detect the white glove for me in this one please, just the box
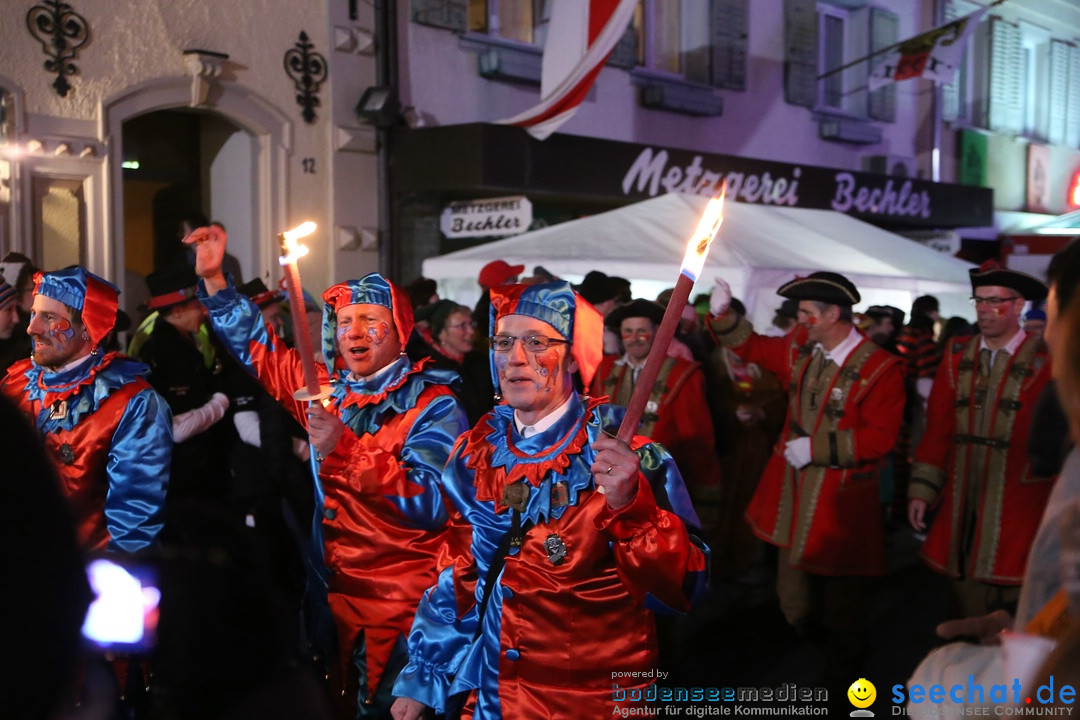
[783,436,812,469]
[233,409,262,447]
[710,277,732,316]
[172,392,229,443]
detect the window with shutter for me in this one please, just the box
[988,16,1023,134]
[1047,39,1072,146]
[1019,21,1051,140]
[1068,44,1080,148]
[868,8,897,122]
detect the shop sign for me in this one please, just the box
[621,148,932,220]
[440,195,532,238]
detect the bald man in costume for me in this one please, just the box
[391,281,708,720]
[187,225,468,719]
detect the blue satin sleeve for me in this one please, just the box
[392,564,478,712]
[390,393,469,529]
[198,278,308,422]
[393,446,485,711]
[105,387,172,553]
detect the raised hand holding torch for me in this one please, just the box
[616,185,726,444]
[592,187,726,507]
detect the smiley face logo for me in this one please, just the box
[847,678,876,711]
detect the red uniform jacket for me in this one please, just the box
[711,316,904,576]
[590,355,722,495]
[911,333,1052,584]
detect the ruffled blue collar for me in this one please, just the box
[23,353,150,433]
[332,356,459,434]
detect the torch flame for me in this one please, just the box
[279,221,317,265]
[680,183,726,282]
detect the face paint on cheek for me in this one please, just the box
[805,316,817,327]
[366,321,391,345]
[50,318,76,344]
[533,351,561,389]
[493,352,509,377]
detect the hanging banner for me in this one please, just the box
[440,195,533,239]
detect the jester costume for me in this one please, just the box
[197,273,468,712]
[1,268,171,553]
[393,282,708,719]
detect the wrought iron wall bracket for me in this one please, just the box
[26,0,90,98]
[284,31,327,124]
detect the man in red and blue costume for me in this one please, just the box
[1,267,172,554]
[186,225,468,719]
[391,281,708,720]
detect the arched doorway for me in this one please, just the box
[104,78,291,323]
[121,109,256,300]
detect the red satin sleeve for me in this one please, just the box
[594,473,706,613]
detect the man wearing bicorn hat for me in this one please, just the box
[707,271,904,687]
[908,262,1053,617]
[0,267,173,553]
[186,225,468,718]
[392,281,708,720]
[590,298,723,527]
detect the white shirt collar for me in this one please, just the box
[818,326,862,366]
[514,395,574,438]
[346,356,399,383]
[980,328,1026,356]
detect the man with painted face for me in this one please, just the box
[0,267,172,553]
[390,281,708,720]
[908,262,1052,618]
[185,225,468,719]
[705,271,904,692]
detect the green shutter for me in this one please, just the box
[784,0,818,107]
[411,0,467,32]
[712,0,748,90]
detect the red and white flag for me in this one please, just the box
[497,0,638,140]
[867,7,988,91]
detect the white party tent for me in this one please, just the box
[422,193,977,328]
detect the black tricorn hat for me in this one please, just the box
[777,271,860,306]
[775,298,799,320]
[142,264,199,311]
[969,262,1048,301]
[573,271,619,306]
[865,304,904,325]
[605,298,665,329]
[238,278,281,308]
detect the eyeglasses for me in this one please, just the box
[447,320,477,332]
[970,295,1020,308]
[490,334,569,353]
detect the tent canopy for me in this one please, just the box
[423,193,977,327]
